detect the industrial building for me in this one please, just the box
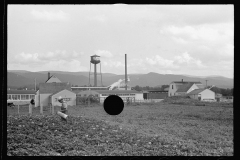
[7,90,36,105]
[143,90,168,99]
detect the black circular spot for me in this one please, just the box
[103,95,124,115]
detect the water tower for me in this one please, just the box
[89,54,103,87]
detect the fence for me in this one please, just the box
[7,98,165,116]
[7,103,52,116]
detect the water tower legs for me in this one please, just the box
[94,64,97,87]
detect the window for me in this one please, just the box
[8,95,11,100]
[30,95,35,99]
[17,95,20,100]
[12,95,18,100]
[21,95,26,100]
[26,95,29,99]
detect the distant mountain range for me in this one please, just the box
[7,70,233,89]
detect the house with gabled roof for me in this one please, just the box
[35,72,73,107]
[168,79,205,97]
[45,72,61,83]
[188,88,215,101]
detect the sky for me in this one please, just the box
[7,4,234,78]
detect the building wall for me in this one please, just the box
[189,94,199,100]
[78,90,99,97]
[199,89,215,100]
[51,90,76,106]
[147,93,168,99]
[39,94,52,107]
[135,93,144,100]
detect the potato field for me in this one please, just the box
[7,98,233,156]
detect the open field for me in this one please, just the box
[7,100,233,156]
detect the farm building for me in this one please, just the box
[49,89,76,106]
[35,82,73,107]
[35,72,74,107]
[187,88,215,101]
[168,79,205,97]
[7,90,36,105]
[45,73,61,83]
[143,90,168,99]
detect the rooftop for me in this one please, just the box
[171,81,202,84]
[89,90,141,94]
[176,83,195,92]
[7,90,36,94]
[188,89,206,95]
[50,89,76,96]
[39,82,72,94]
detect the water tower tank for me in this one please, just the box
[90,55,100,64]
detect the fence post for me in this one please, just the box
[51,103,54,115]
[18,105,19,115]
[29,103,32,115]
[40,104,43,114]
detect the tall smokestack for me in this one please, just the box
[125,54,127,90]
[48,72,50,80]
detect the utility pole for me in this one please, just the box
[125,54,127,90]
[35,78,36,91]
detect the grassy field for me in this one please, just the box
[7,100,233,156]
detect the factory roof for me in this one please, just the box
[7,90,36,94]
[90,90,141,94]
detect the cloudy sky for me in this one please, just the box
[7,4,234,78]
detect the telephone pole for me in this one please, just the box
[35,78,36,91]
[205,80,208,88]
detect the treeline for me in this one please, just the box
[131,85,169,91]
[210,87,233,96]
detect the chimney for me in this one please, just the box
[48,72,50,79]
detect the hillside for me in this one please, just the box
[7,70,233,89]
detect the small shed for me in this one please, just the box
[50,89,76,106]
[188,89,215,101]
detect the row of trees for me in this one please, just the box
[132,85,169,91]
[210,87,233,96]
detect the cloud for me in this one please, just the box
[95,50,113,58]
[146,55,178,69]
[8,59,88,72]
[173,52,206,68]
[31,10,68,21]
[8,50,84,64]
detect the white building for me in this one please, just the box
[168,80,205,97]
[188,88,215,101]
[77,90,144,103]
